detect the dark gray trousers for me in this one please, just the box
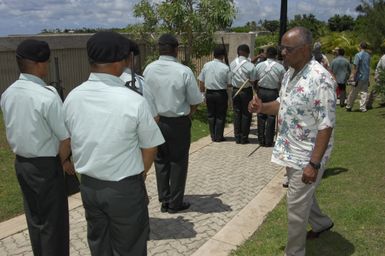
[15,155,69,256]
[206,89,228,141]
[155,116,191,209]
[257,87,279,146]
[80,174,149,256]
[232,87,253,142]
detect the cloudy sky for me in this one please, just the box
[0,0,362,36]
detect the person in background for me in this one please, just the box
[366,51,385,108]
[230,44,257,144]
[198,47,231,142]
[254,46,285,147]
[143,33,203,214]
[249,27,336,256]
[346,41,371,112]
[330,47,351,107]
[1,39,72,256]
[120,39,159,121]
[64,31,164,255]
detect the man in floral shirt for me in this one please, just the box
[249,27,336,256]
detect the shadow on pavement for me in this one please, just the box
[184,193,232,214]
[306,231,355,255]
[150,216,197,240]
[323,167,348,179]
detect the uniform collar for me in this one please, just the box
[19,73,46,87]
[89,72,125,87]
[213,58,223,63]
[123,68,133,74]
[159,55,178,62]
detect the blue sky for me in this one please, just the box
[0,0,362,36]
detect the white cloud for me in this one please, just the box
[0,0,363,36]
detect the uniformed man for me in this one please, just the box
[143,33,203,214]
[64,31,164,256]
[230,44,257,144]
[254,46,286,147]
[198,47,231,142]
[120,39,158,120]
[1,39,72,255]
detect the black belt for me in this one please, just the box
[16,154,58,161]
[258,87,279,91]
[206,89,227,92]
[81,172,143,183]
[159,115,189,120]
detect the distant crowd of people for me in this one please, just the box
[1,26,384,256]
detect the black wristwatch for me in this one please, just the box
[309,161,321,170]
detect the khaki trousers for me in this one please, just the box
[346,80,369,111]
[284,167,333,256]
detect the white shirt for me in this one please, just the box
[272,60,336,170]
[198,59,231,90]
[64,73,165,181]
[143,55,203,117]
[1,73,69,157]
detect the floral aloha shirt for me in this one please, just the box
[272,60,337,170]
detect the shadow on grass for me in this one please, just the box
[323,167,348,179]
[306,231,355,255]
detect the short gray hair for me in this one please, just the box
[293,26,313,46]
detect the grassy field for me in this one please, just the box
[0,105,213,222]
[231,104,385,255]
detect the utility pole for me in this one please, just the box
[279,0,288,44]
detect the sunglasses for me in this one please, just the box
[278,44,304,53]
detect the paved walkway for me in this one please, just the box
[0,124,286,256]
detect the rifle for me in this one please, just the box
[221,37,229,67]
[52,57,80,197]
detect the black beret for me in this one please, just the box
[158,33,179,47]
[87,31,130,63]
[124,39,140,56]
[16,39,50,62]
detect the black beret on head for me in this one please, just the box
[16,39,50,62]
[87,31,130,63]
[158,33,179,47]
[126,39,140,56]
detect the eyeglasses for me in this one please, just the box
[279,44,304,53]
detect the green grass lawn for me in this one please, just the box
[231,104,385,255]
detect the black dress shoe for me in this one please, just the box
[167,202,191,214]
[241,139,249,144]
[160,203,168,213]
[307,222,334,240]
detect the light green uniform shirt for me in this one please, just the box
[1,73,69,157]
[255,58,286,90]
[230,56,257,88]
[143,55,203,117]
[198,59,231,90]
[64,73,164,181]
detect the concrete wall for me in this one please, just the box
[0,32,255,97]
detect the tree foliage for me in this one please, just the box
[259,20,280,33]
[132,0,236,68]
[288,14,327,39]
[355,0,385,53]
[328,14,355,32]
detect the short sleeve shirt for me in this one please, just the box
[230,56,257,88]
[255,59,286,90]
[1,73,69,157]
[353,50,371,81]
[143,55,203,117]
[272,60,337,170]
[330,56,351,84]
[64,73,165,181]
[198,59,230,90]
